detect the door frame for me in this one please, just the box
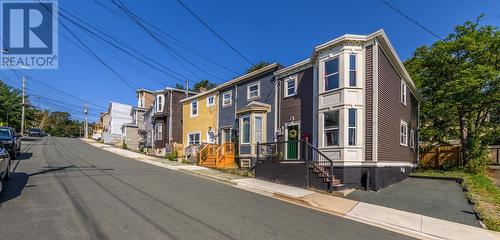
[284,121,300,160]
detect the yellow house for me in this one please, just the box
[181,89,236,168]
[181,89,219,150]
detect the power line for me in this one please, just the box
[175,0,254,65]
[110,0,227,82]
[94,0,240,76]
[379,0,443,40]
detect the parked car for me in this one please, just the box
[0,127,21,160]
[0,146,11,196]
[27,128,46,137]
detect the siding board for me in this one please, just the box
[365,45,373,161]
[377,46,418,163]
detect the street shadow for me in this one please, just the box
[29,166,74,177]
[0,172,29,204]
[16,152,33,161]
[21,137,41,142]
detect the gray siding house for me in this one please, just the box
[217,64,282,166]
[264,30,421,190]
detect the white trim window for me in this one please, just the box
[206,95,215,107]
[156,123,163,141]
[348,109,357,146]
[324,110,339,146]
[409,129,415,149]
[324,57,339,91]
[349,54,357,87]
[401,80,407,105]
[247,82,260,100]
[400,120,408,146]
[190,100,198,117]
[188,132,201,145]
[157,95,164,112]
[284,75,298,97]
[206,131,215,143]
[240,115,250,144]
[254,115,263,144]
[222,91,232,107]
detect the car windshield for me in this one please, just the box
[0,128,11,138]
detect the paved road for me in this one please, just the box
[0,137,416,240]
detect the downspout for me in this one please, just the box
[274,77,279,142]
[169,90,173,144]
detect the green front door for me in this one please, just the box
[287,125,299,159]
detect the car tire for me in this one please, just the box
[4,159,10,181]
[0,174,4,197]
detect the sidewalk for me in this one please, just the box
[81,139,500,240]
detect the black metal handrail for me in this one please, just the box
[256,140,335,192]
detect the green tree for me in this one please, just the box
[192,80,217,92]
[246,61,270,74]
[404,16,499,169]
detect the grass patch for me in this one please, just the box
[412,169,500,231]
[217,168,254,177]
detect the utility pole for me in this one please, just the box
[84,104,88,138]
[21,75,26,135]
[185,79,189,98]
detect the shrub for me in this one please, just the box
[122,141,128,150]
[465,135,489,174]
[166,150,178,161]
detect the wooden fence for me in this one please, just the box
[420,145,500,168]
[419,145,463,169]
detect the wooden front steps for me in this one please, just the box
[199,143,236,169]
[310,165,345,191]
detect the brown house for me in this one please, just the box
[148,87,196,156]
[265,30,422,191]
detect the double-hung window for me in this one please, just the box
[156,123,163,140]
[254,116,263,144]
[409,129,415,149]
[348,109,357,145]
[206,95,215,107]
[324,57,339,91]
[401,80,407,105]
[157,95,163,112]
[191,100,198,117]
[241,116,250,144]
[188,133,200,145]
[247,83,260,100]
[400,120,408,146]
[222,91,232,107]
[349,54,357,86]
[284,76,297,97]
[324,110,339,146]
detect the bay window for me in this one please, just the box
[241,116,250,144]
[348,109,356,145]
[324,110,339,146]
[254,116,263,143]
[324,57,339,91]
[349,54,356,86]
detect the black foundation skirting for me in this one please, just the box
[255,160,414,191]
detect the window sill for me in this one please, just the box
[283,93,297,99]
[247,96,260,101]
[222,104,232,108]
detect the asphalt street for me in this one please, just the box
[0,137,416,240]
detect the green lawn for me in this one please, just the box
[412,169,500,231]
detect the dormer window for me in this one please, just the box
[324,57,339,91]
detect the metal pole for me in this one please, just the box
[84,105,88,138]
[21,76,26,135]
[185,80,189,98]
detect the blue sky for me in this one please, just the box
[2,0,499,121]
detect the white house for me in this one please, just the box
[103,102,133,145]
